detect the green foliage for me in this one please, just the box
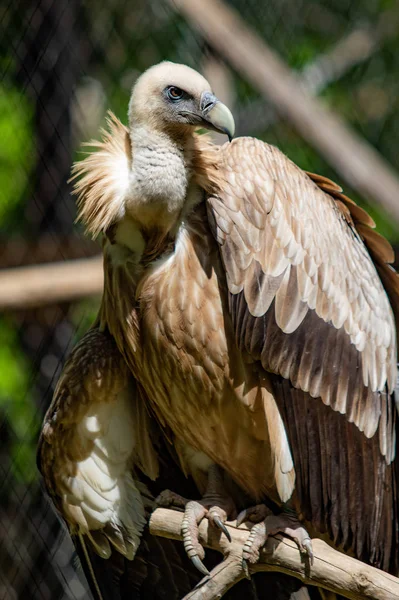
[70,297,101,341]
[0,58,36,483]
[0,81,34,231]
[0,319,40,483]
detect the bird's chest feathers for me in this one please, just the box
[137,221,228,398]
[126,131,192,229]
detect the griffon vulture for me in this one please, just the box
[39,61,399,594]
[38,328,315,599]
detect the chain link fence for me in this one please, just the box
[1,0,399,598]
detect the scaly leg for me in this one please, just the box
[237,504,313,570]
[156,464,236,575]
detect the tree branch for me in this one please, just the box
[236,11,397,136]
[301,6,399,96]
[0,255,103,310]
[169,0,399,224]
[149,508,399,600]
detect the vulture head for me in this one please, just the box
[128,61,235,141]
[73,61,235,239]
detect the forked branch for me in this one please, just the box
[149,507,399,600]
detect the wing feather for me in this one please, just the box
[208,137,397,456]
[37,329,158,561]
[206,136,398,571]
[273,376,397,572]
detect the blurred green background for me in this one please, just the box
[1,0,399,598]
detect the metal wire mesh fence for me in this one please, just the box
[1,0,399,598]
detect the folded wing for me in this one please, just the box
[38,328,158,562]
[207,137,398,571]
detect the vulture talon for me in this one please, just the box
[191,555,210,577]
[236,509,247,528]
[242,558,251,580]
[161,466,236,573]
[240,507,313,568]
[155,489,187,509]
[237,504,270,527]
[302,538,314,565]
[213,515,231,542]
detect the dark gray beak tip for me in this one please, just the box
[200,91,235,141]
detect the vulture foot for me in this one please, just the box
[156,488,188,509]
[156,465,236,576]
[237,505,314,568]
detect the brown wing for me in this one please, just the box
[38,330,317,600]
[37,328,158,561]
[207,137,398,570]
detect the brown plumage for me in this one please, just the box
[38,328,315,600]
[39,61,399,596]
[37,328,159,561]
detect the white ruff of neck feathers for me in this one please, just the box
[71,112,130,239]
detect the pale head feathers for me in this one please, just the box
[128,61,211,133]
[71,62,232,239]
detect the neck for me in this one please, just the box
[126,122,195,232]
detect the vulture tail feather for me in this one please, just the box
[75,533,105,600]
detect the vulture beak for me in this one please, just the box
[200,92,235,141]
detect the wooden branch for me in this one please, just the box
[302,7,399,96]
[0,255,103,310]
[0,235,98,269]
[169,0,399,224]
[236,15,390,135]
[301,27,377,95]
[149,508,399,600]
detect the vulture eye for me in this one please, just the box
[167,86,184,101]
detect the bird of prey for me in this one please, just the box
[38,328,316,600]
[39,60,399,595]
